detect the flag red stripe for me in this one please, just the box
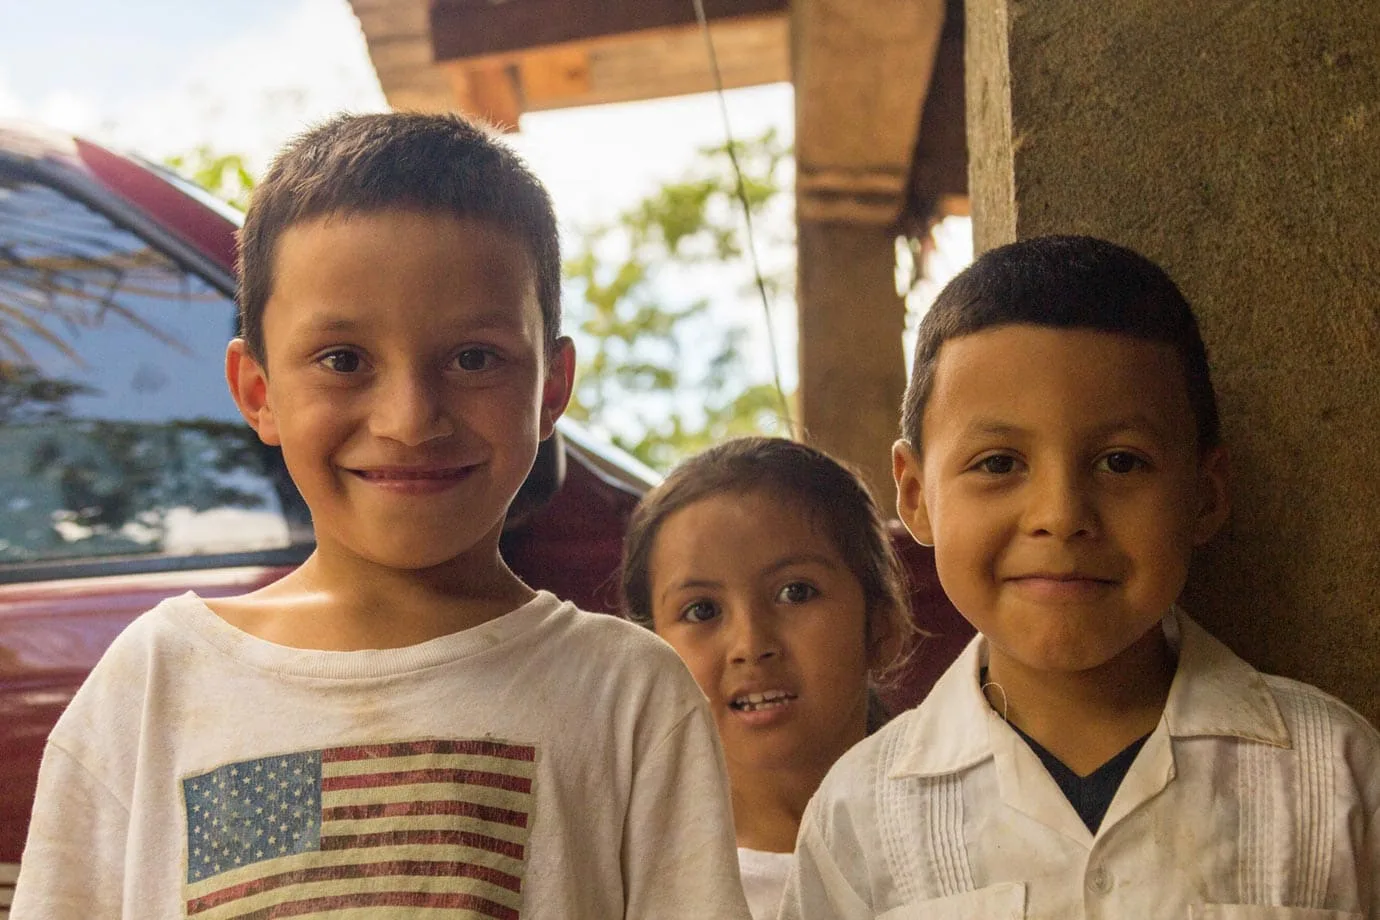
[323,799,528,828]
[186,860,522,914]
[228,890,517,920]
[324,740,535,763]
[321,829,524,859]
[322,768,530,794]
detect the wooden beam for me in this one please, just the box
[444,62,524,130]
[794,0,946,225]
[519,18,788,111]
[429,0,786,62]
[437,17,788,122]
[901,0,968,235]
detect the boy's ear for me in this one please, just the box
[892,439,934,547]
[540,336,577,440]
[225,338,280,446]
[1191,444,1231,545]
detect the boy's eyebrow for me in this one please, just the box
[294,309,532,336]
[960,419,1028,439]
[959,414,1172,441]
[1083,413,1174,442]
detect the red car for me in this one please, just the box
[0,122,967,911]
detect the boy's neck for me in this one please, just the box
[985,625,1176,777]
[214,537,535,651]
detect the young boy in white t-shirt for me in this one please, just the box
[12,112,750,920]
[781,235,1379,918]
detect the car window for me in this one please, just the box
[0,172,309,568]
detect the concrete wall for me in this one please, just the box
[966,0,1380,723]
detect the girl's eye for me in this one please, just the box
[455,349,496,372]
[319,350,361,373]
[679,600,718,625]
[1097,451,1147,474]
[776,582,818,605]
[974,453,1020,475]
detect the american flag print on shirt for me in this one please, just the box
[181,739,537,919]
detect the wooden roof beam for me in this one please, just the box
[428,0,787,61]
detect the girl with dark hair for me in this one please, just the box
[622,437,914,920]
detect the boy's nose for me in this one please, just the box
[1024,467,1099,539]
[728,608,781,665]
[370,372,454,446]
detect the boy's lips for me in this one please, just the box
[1006,571,1117,600]
[347,465,479,492]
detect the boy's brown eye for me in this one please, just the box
[322,351,360,373]
[1100,452,1144,474]
[977,454,1017,474]
[457,349,492,371]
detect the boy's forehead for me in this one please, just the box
[279,207,535,261]
[925,325,1196,439]
[263,210,542,335]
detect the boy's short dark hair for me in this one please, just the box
[237,111,561,362]
[900,234,1220,450]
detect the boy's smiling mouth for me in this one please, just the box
[354,466,472,479]
[1006,572,1118,600]
[348,465,479,492]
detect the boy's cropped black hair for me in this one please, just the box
[237,111,561,363]
[901,234,1220,450]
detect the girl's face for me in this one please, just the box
[649,490,872,779]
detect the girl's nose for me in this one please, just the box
[728,607,781,665]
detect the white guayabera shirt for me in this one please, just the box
[780,611,1380,920]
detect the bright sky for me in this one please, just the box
[0,0,792,227]
[0,0,970,415]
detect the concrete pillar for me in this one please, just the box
[966,0,1380,722]
[793,0,945,509]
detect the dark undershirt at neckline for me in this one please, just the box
[981,668,1150,833]
[1009,722,1150,834]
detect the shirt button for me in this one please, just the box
[1087,865,1112,894]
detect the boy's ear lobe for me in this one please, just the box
[892,439,935,547]
[540,336,577,440]
[225,338,280,446]
[1192,444,1231,545]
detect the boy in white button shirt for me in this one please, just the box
[780,235,1379,919]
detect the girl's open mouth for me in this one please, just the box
[729,690,797,713]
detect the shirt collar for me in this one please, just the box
[1159,608,1290,746]
[888,608,1290,780]
[888,634,1001,778]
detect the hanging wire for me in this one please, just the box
[690,0,796,436]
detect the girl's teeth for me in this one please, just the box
[733,692,793,711]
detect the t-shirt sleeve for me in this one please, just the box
[777,793,873,920]
[10,741,129,920]
[621,701,752,919]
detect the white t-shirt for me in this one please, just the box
[780,610,1380,919]
[738,847,794,920]
[13,591,751,920]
